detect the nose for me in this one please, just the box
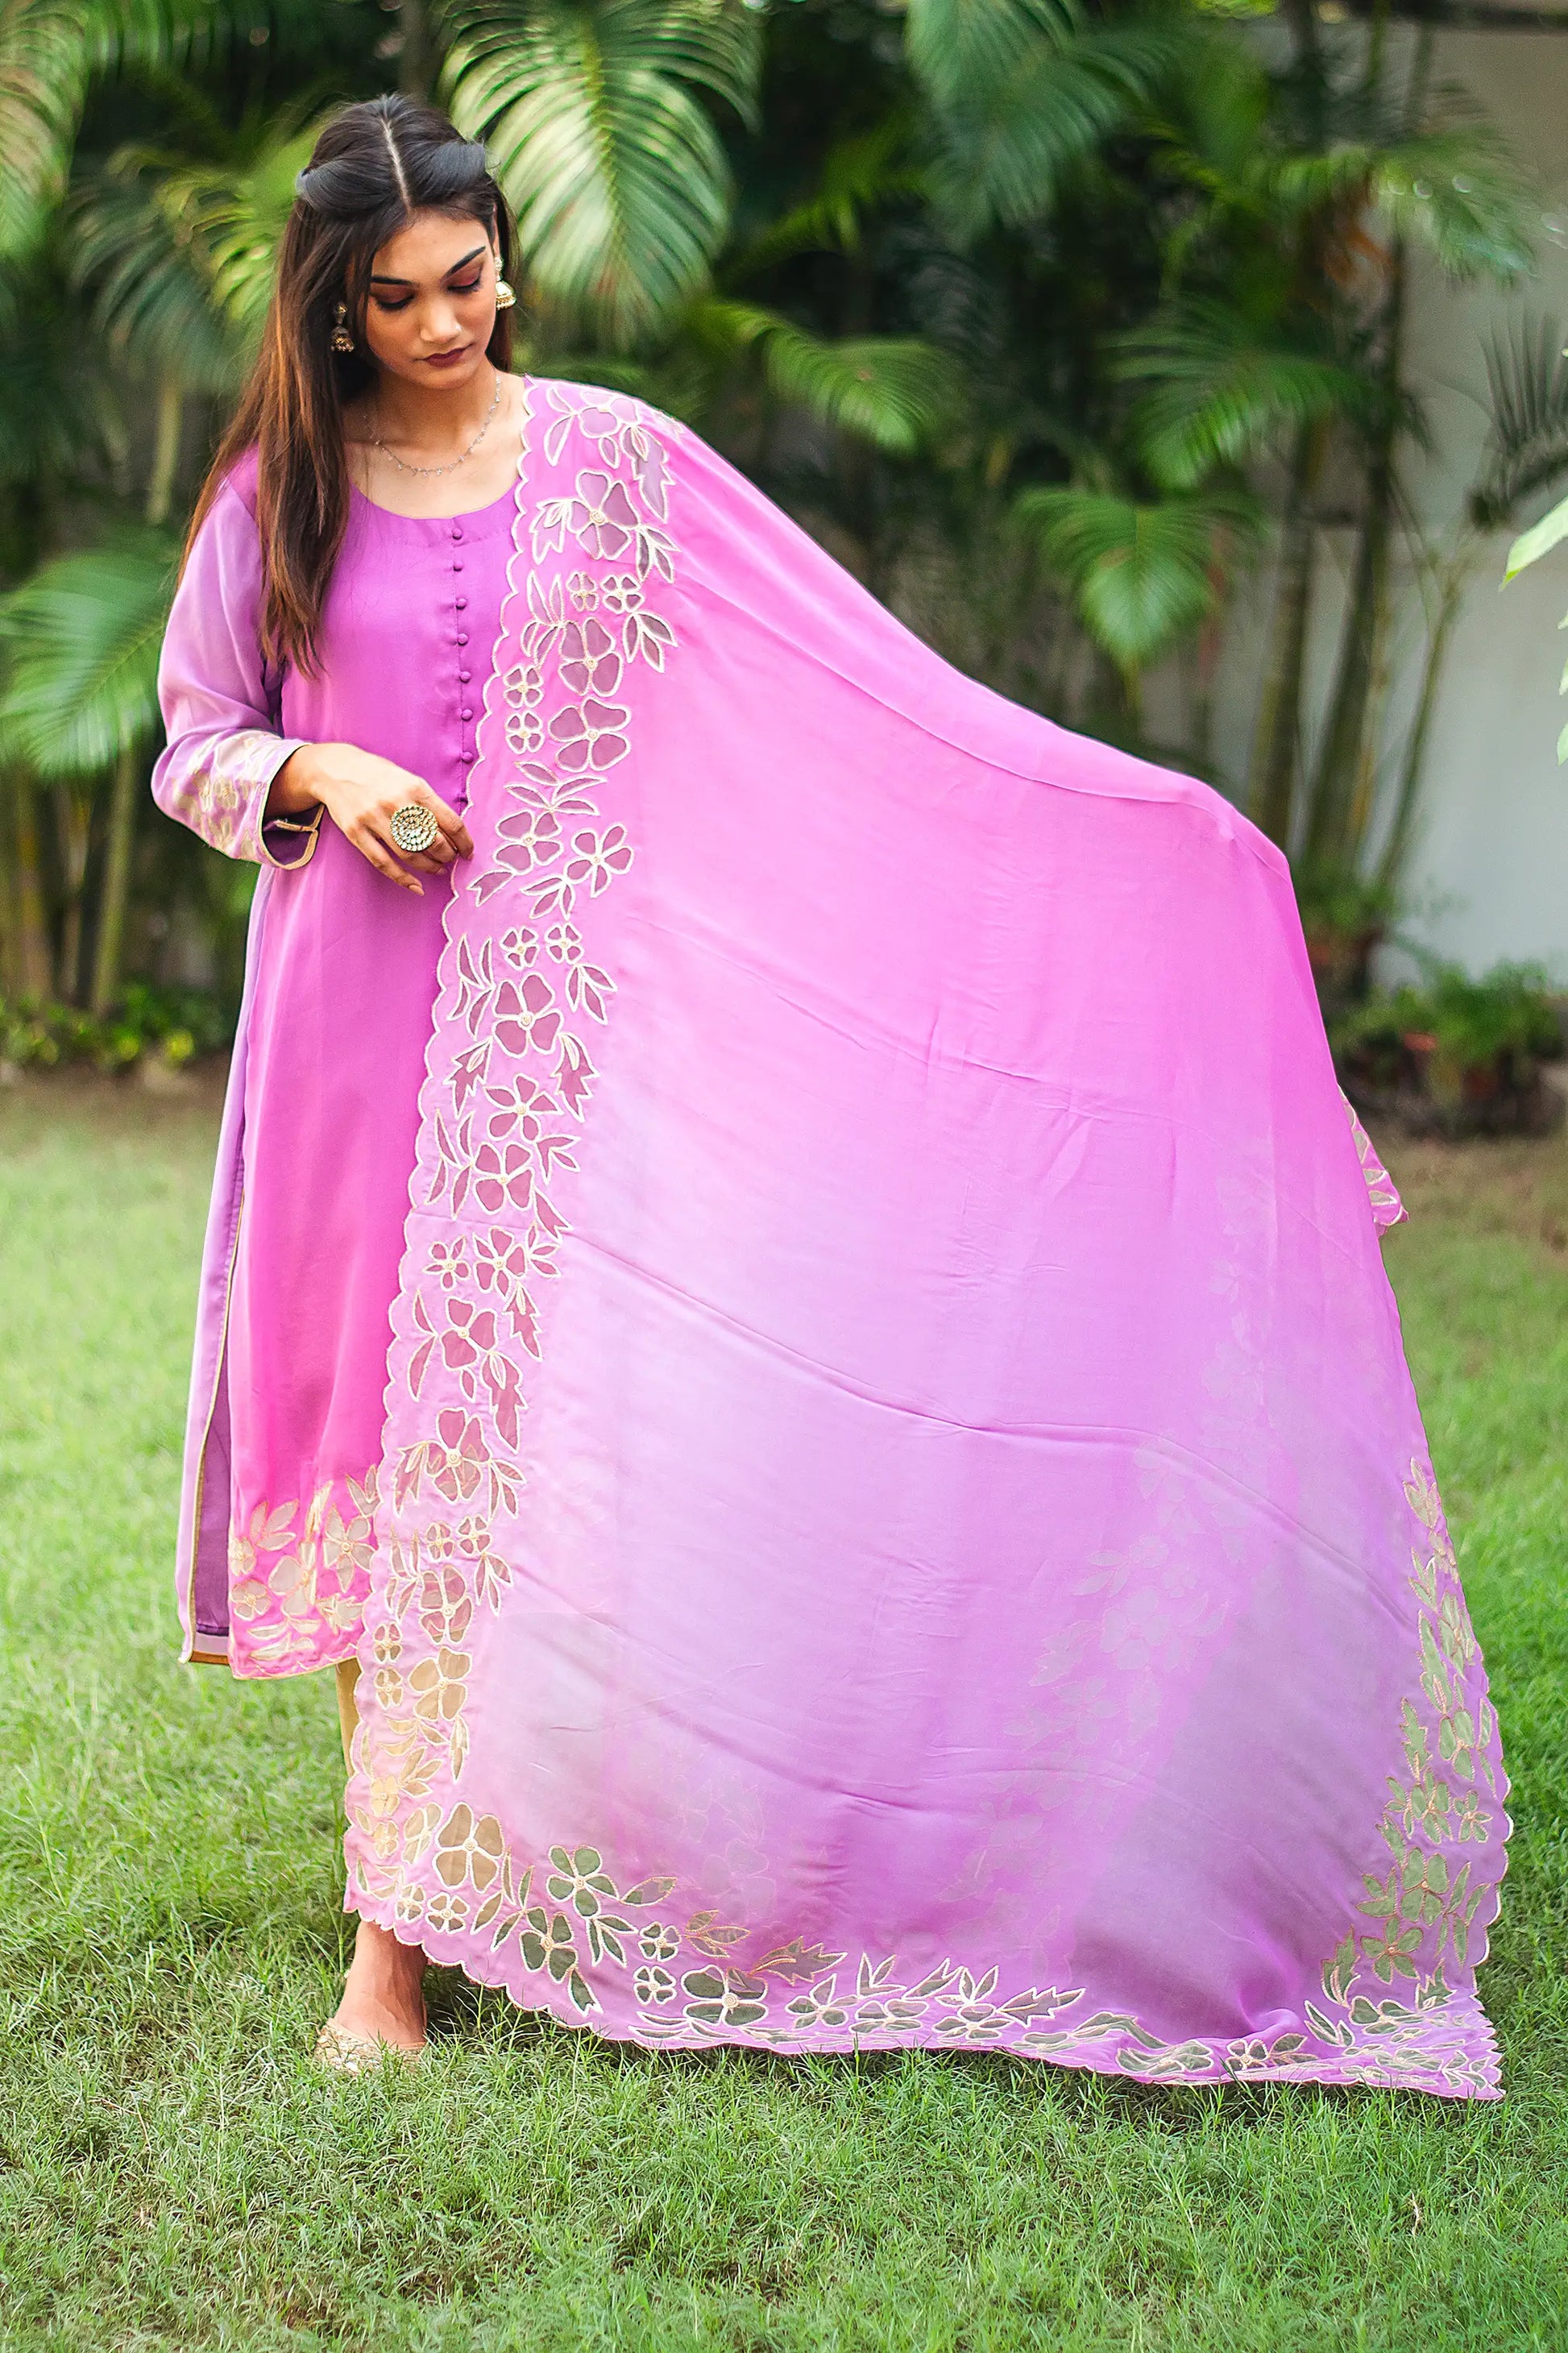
[422,294,464,344]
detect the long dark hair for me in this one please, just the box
[189,93,516,677]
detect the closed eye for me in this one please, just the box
[372,276,485,313]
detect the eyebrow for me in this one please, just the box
[370,244,486,286]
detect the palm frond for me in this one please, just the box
[692,301,964,454]
[151,124,322,353]
[925,19,1185,239]
[0,243,120,489]
[727,123,919,279]
[442,0,761,347]
[0,0,221,260]
[0,525,176,774]
[70,156,239,392]
[903,0,1081,115]
[1472,317,1568,529]
[1014,483,1253,674]
[1118,302,1372,489]
[1371,118,1535,284]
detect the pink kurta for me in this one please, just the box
[155,381,1505,2099]
[154,454,516,1669]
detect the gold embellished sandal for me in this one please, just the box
[313,2019,425,2074]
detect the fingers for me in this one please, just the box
[416,785,474,861]
[351,824,425,895]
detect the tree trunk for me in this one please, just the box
[10,773,53,998]
[54,784,90,1003]
[1248,421,1321,849]
[398,0,432,99]
[1303,244,1406,872]
[144,376,184,529]
[90,745,140,1019]
[1376,558,1466,894]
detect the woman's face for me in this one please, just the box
[359,210,501,390]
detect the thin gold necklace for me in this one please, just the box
[369,371,502,479]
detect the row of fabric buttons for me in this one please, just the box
[452,520,475,768]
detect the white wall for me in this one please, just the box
[1217,24,1568,978]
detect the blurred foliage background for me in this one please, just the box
[0,0,1565,1059]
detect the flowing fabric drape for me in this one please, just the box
[165,382,1508,2098]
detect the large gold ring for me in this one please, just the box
[389,802,440,855]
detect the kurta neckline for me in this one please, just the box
[349,478,518,530]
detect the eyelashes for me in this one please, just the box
[372,275,485,314]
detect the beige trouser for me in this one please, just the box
[335,1658,360,1770]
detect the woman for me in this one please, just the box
[156,94,1508,2094]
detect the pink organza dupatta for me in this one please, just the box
[343,380,1506,2098]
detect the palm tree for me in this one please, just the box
[0,0,1545,1019]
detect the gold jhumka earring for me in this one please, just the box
[494,277,516,311]
[330,301,355,354]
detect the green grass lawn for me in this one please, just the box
[2,1081,1567,2353]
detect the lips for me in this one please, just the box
[423,347,472,368]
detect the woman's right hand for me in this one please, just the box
[268,741,473,895]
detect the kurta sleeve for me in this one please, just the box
[150,478,318,869]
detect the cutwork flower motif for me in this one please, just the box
[434,1804,508,1892]
[501,927,541,969]
[414,1413,485,1508]
[473,1139,534,1215]
[1400,1774,1450,1840]
[371,1622,403,1666]
[637,1922,679,1961]
[409,1645,471,1725]
[566,470,639,559]
[373,1666,404,1712]
[483,1080,577,1173]
[549,698,630,774]
[425,1890,470,1936]
[417,1566,474,1648]
[519,1911,578,1981]
[495,809,563,872]
[564,824,633,896]
[560,619,622,699]
[545,923,583,965]
[471,1229,534,1299]
[445,1298,507,1387]
[932,2001,1008,2040]
[1453,1790,1488,1841]
[786,1984,850,2030]
[394,1883,425,1925]
[505,708,545,757]
[599,571,644,615]
[502,661,544,712]
[428,1239,469,1293]
[567,571,598,610]
[545,1845,618,1919]
[634,1966,676,2006]
[494,974,562,1059]
[681,1968,768,2029]
[230,1578,272,1622]
[323,1503,374,1586]
[268,1548,318,1621]
[229,1499,297,1579]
